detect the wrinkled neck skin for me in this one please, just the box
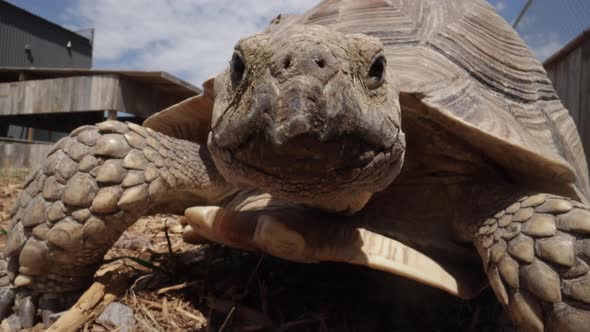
[358,107,527,260]
[208,25,406,213]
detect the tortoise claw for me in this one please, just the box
[184,206,310,259]
[252,215,310,262]
[0,287,15,321]
[17,294,36,328]
[3,314,21,331]
[184,206,258,251]
[0,253,77,329]
[39,294,63,327]
[0,283,76,329]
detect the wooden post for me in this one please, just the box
[26,128,34,141]
[107,110,117,121]
[18,71,28,81]
[19,72,33,141]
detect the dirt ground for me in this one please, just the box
[0,174,516,331]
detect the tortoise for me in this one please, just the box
[2,0,590,330]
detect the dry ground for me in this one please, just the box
[0,173,515,331]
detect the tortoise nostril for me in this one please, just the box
[315,58,325,68]
[283,57,292,69]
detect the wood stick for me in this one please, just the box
[46,270,132,331]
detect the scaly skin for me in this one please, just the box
[0,120,234,328]
[179,191,590,332]
[4,8,590,331]
[179,185,590,331]
[475,194,590,331]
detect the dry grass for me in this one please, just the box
[0,167,30,182]
[0,176,515,331]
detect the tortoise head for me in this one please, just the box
[209,24,405,212]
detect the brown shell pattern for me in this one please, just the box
[295,0,590,202]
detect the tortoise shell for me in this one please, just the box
[289,0,590,202]
[139,0,590,302]
[147,0,589,202]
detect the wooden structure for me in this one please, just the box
[544,29,590,167]
[0,67,200,169]
[0,138,52,169]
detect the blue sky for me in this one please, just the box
[6,0,582,86]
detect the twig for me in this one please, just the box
[103,256,166,273]
[175,306,205,322]
[139,299,164,310]
[129,274,154,294]
[469,305,481,331]
[156,281,200,295]
[218,306,236,332]
[246,254,264,288]
[162,297,169,318]
[164,218,175,257]
[135,313,160,332]
[132,290,161,331]
[47,270,131,331]
[277,318,323,332]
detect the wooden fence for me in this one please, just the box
[544,29,590,168]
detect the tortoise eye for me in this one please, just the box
[231,52,245,87]
[367,55,386,89]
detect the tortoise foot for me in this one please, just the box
[2,120,216,328]
[0,276,80,330]
[475,193,590,331]
[0,122,140,328]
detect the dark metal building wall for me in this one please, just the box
[0,1,92,68]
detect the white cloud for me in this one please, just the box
[65,0,319,86]
[494,1,506,12]
[522,32,564,61]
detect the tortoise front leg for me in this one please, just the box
[474,193,590,331]
[0,121,234,328]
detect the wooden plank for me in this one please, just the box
[0,75,120,116]
[544,36,589,170]
[578,37,590,168]
[115,77,189,118]
[0,139,53,169]
[0,75,191,119]
[553,55,569,106]
[566,47,582,126]
[0,67,201,95]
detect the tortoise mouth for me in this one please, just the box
[208,130,405,199]
[234,133,383,178]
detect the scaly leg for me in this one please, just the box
[0,121,234,328]
[474,193,590,331]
